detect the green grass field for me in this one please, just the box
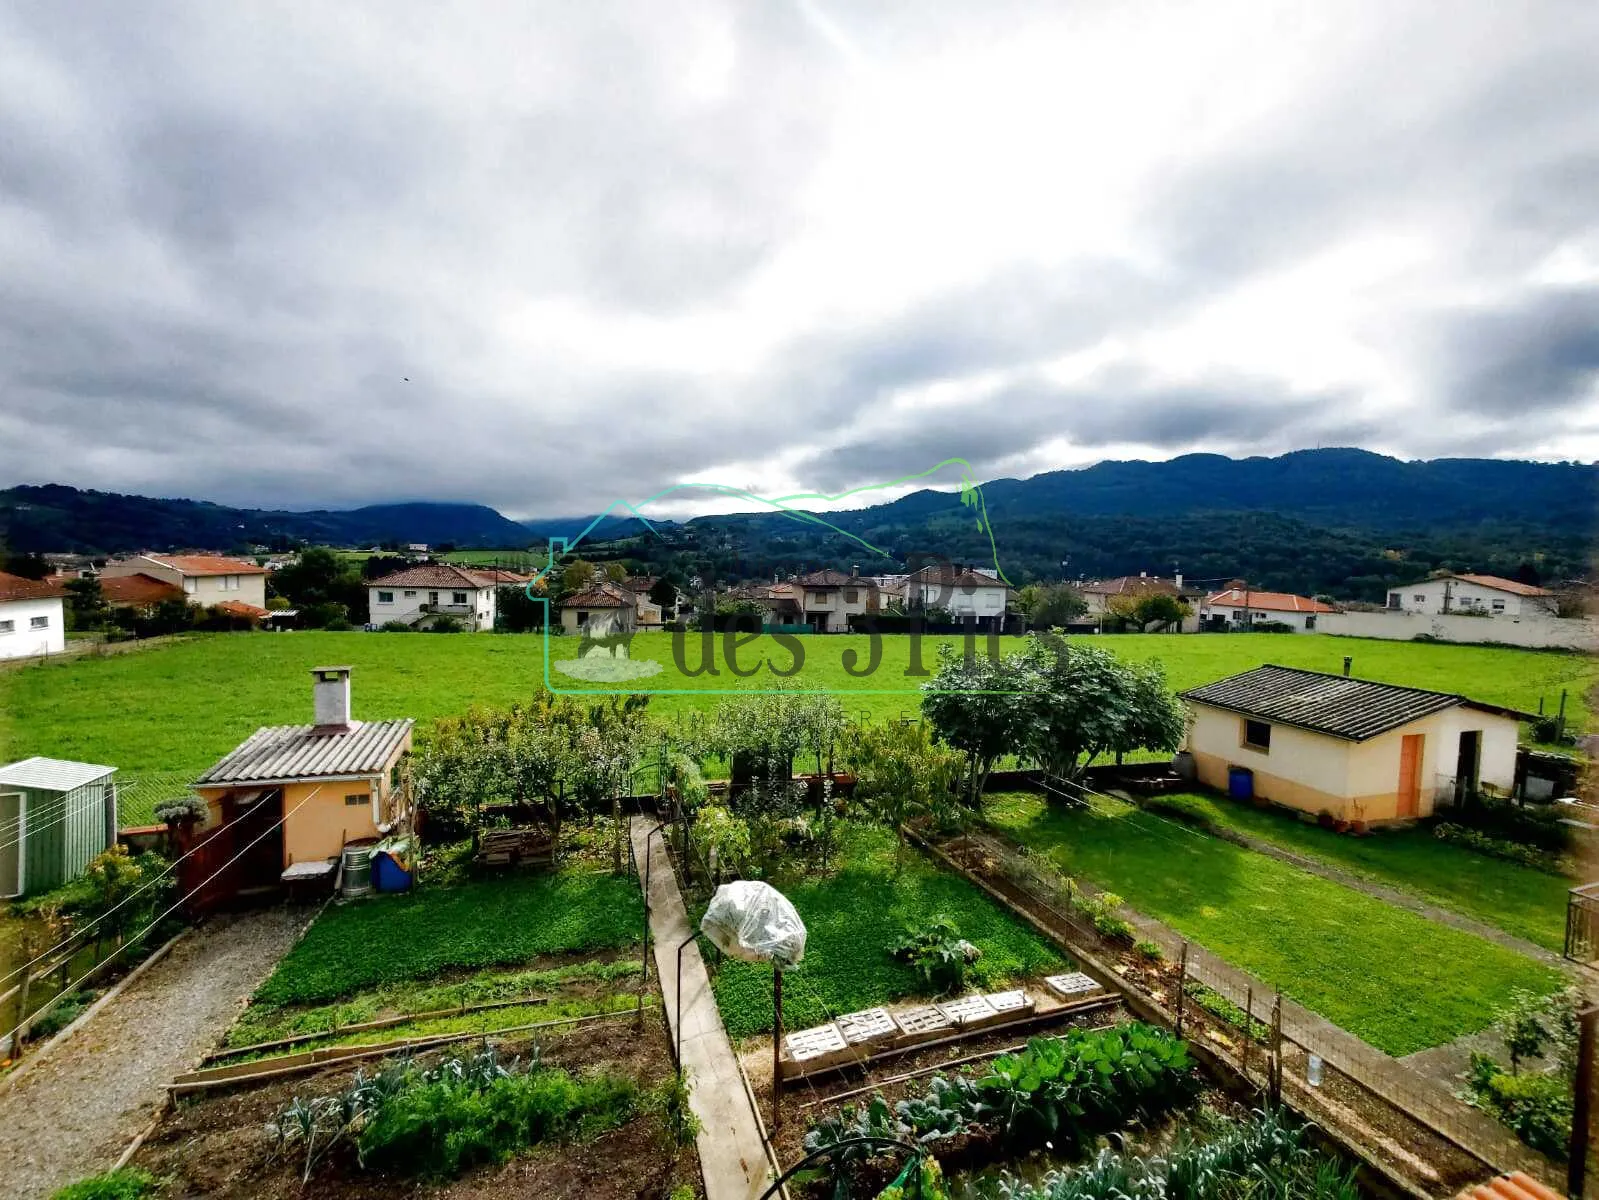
[1,631,1591,823]
[985,791,1564,1055]
[709,821,1066,1039]
[441,548,543,568]
[1144,791,1572,952]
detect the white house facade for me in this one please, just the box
[903,565,1009,622]
[1200,588,1334,633]
[0,574,65,661]
[1385,574,1556,618]
[368,564,525,631]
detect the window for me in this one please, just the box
[30,615,48,630]
[428,591,439,606]
[1386,593,1400,609]
[844,588,859,603]
[223,575,239,590]
[576,610,589,625]
[452,591,468,604]
[403,590,416,598]
[1304,615,1316,630]
[183,577,197,594]
[1413,593,1425,603]
[377,591,394,604]
[344,793,366,806]
[0,620,12,634]
[1242,719,1271,752]
[1492,599,1506,613]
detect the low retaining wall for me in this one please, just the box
[1320,611,1598,651]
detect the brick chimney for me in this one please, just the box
[311,666,353,734]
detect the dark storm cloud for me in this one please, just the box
[0,1,1596,517]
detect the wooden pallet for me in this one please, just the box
[475,827,554,867]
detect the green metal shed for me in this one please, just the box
[0,757,117,897]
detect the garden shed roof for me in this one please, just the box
[1181,665,1536,741]
[194,719,414,786]
[0,756,115,792]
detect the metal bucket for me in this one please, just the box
[341,844,374,899]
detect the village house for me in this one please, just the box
[1386,573,1557,618]
[0,572,65,660]
[902,563,1010,629]
[1200,586,1335,632]
[101,554,270,617]
[767,568,878,633]
[1180,664,1532,824]
[190,667,414,900]
[367,563,529,631]
[1078,573,1203,631]
[560,581,646,635]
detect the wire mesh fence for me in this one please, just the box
[947,823,1555,1182]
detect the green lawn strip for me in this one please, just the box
[255,870,642,1006]
[228,957,642,1048]
[1146,791,1571,952]
[223,991,645,1067]
[2,633,1590,822]
[985,791,1564,1056]
[709,822,1066,1039]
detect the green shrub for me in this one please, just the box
[889,915,981,994]
[1183,981,1270,1043]
[1467,1054,1571,1158]
[378,620,414,633]
[29,990,91,1038]
[357,1064,637,1176]
[1433,824,1560,872]
[1439,797,1569,853]
[1135,939,1164,962]
[49,1168,160,1200]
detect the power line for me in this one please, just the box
[1,787,320,1049]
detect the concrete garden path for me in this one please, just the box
[631,816,774,1200]
[0,906,308,1200]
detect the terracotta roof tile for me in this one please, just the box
[0,571,65,601]
[1204,588,1335,614]
[1079,575,1179,597]
[211,600,271,619]
[100,573,185,606]
[369,563,495,589]
[564,583,631,607]
[1453,573,1553,598]
[148,554,268,576]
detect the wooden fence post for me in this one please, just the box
[1242,986,1253,1084]
[1271,993,1283,1106]
[1175,942,1188,1037]
[1569,1006,1598,1200]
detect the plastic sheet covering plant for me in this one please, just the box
[700,880,807,966]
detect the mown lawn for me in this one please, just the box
[985,791,1565,1056]
[254,868,642,1005]
[708,821,1066,1039]
[1145,791,1572,952]
[1,631,1591,822]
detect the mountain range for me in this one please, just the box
[2,450,1593,600]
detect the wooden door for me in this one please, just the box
[1397,734,1424,818]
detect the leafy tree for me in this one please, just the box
[63,576,111,631]
[1024,583,1087,628]
[921,644,1042,808]
[847,721,963,871]
[495,584,546,632]
[647,576,678,613]
[1131,592,1188,632]
[270,547,368,626]
[1023,637,1185,777]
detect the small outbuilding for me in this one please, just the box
[1180,665,1533,824]
[0,757,118,897]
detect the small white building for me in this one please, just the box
[101,554,269,611]
[368,564,527,631]
[1386,573,1556,618]
[561,582,638,635]
[1181,665,1532,824]
[903,564,1009,627]
[1200,587,1335,633]
[0,573,66,660]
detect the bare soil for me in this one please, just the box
[134,1005,702,1200]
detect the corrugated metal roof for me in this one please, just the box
[193,719,414,786]
[0,756,116,792]
[1180,665,1532,741]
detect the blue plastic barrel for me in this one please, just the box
[373,852,413,893]
[1228,766,1254,800]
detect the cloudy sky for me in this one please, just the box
[2,1,1597,520]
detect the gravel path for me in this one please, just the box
[0,907,310,1200]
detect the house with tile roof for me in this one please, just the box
[102,553,269,610]
[367,563,531,631]
[0,572,65,660]
[1181,664,1535,823]
[190,667,414,903]
[559,581,652,635]
[1386,572,1557,618]
[902,562,1010,630]
[1200,586,1336,633]
[766,568,880,632]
